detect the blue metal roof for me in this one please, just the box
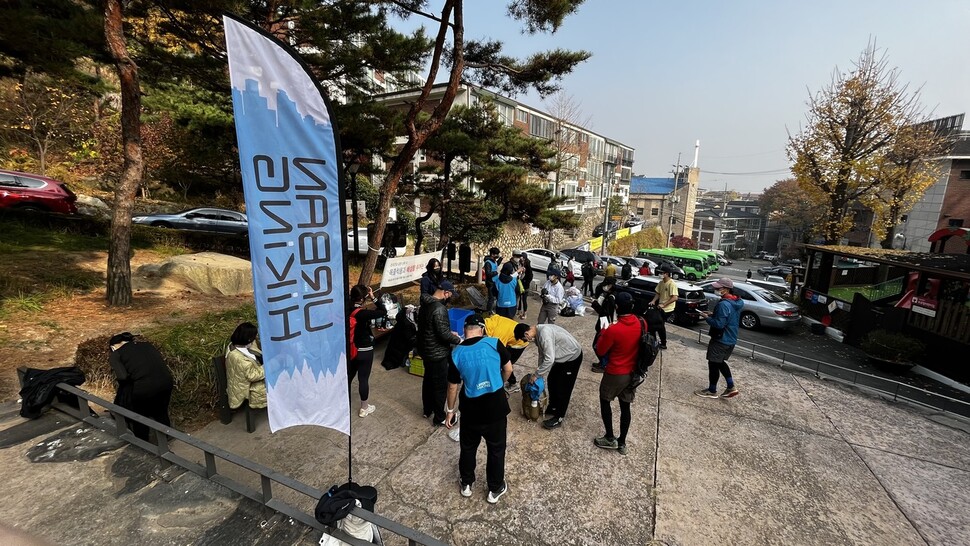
[630,176,676,195]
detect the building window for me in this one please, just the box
[651,207,659,217]
[960,170,970,179]
[516,109,529,123]
[949,218,965,227]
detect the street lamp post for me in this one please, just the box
[600,161,615,255]
[348,162,361,256]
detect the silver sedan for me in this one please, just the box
[696,280,801,330]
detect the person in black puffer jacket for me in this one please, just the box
[417,280,461,426]
[590,277,617,373]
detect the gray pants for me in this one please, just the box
[537,302,559,324]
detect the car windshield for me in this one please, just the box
[757,290,785,303]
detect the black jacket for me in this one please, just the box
[417,292,460,361]
[109,341,174,399]
[19,366,86,419]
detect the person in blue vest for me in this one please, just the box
[483,247,501,313]
[445,313,513,504]
[493,262,521,319]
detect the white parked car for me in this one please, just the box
[347,227,406,257]
[522,248,584,278]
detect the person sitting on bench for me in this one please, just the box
[226,322,267,410]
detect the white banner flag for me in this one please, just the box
[381,251,443,289]
[224,15,349,435]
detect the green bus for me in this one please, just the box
[668,248,718,276]
[637,248,709,281]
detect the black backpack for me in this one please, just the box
[621,263,633,280]
[629,317,660,389]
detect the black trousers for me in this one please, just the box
[129,387,173,441]
[459,417,507,493]
[708,360,733,387]
[348,349,375,402]
[656,309,670,344]
[600,398,631,445]
[421,357,449,422]
[547,352,583,419]
[507,346,524,385]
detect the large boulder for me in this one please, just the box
[75,194,111,219]
[134,252,253,295]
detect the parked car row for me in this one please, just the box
[696,280,801,330]
[614,275,709,326]
[132,207,249,234]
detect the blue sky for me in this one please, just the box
[397,1,970,194]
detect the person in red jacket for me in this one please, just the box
[592,291,641,455]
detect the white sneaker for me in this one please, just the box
[487,482,508,504]
[460,482,472,497]
[448,427,461,442]
[358,404,376,417]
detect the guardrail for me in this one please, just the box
[683,330,970,420]
[47,383,448,546]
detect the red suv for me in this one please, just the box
[0,169,78,214]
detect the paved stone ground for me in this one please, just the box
[1,308,969,545]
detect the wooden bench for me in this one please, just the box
[212,355,258,433]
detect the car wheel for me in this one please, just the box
[740,312,759,330]
[17,205,44,213]
[151,221,173,228]
[687,273,697,281]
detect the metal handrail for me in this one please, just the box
[683,330,970,419]
[50,383,448,546]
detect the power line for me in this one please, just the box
[699,168,791,176]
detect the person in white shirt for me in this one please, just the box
[537,269,565,324]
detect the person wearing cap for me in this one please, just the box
[445,313,513,504]
[649,265,678,350]
[514,250,533,319]
[592,291,641,455]
[108,332,174,441]
[513,322,583,430]
[696,278,744,399]
[483,247,502,313]
[537,267,565,324]
[418,280,462,425]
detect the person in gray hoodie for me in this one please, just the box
[514,323,583,430]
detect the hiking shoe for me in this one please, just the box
[591,365,605,374]
[594,436,618,450]
[358,404,376,417]
[617,443,628,455]
[659,343,668,350]
[460,482,472,497]
[542,416,563,430]
[505,382,520,394]
[694,388,719,399]
[720,386,740,399]
[487,482,508,504]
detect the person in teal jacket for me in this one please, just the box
[695,278,744,399]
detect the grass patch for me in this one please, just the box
[0,216,107,254]
[75,303,257,430]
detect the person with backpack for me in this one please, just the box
[348,285,388,418]
[695,278,744,400]
[592,291,640,455]
[620,261,633,281]
[483,247,501,313]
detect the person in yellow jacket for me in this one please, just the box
[484,314,530,394]
[225,322,267,409]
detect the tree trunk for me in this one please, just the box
[414,202,438,255]
[438,155,453,251]
[104,0,143,306]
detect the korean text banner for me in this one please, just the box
[380,251,443,289]
[224,16,349,435]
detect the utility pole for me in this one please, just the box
[600,160,615,255]
[667,153,682,248]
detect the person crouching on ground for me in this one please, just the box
[349,285,388,417]
[108,332,174,441]
[226,322,267,412]
[514,322,583,430]
[593,292,640,455]
[695,278,743,399]
[445,313,513,504]
[484,313,528,393]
